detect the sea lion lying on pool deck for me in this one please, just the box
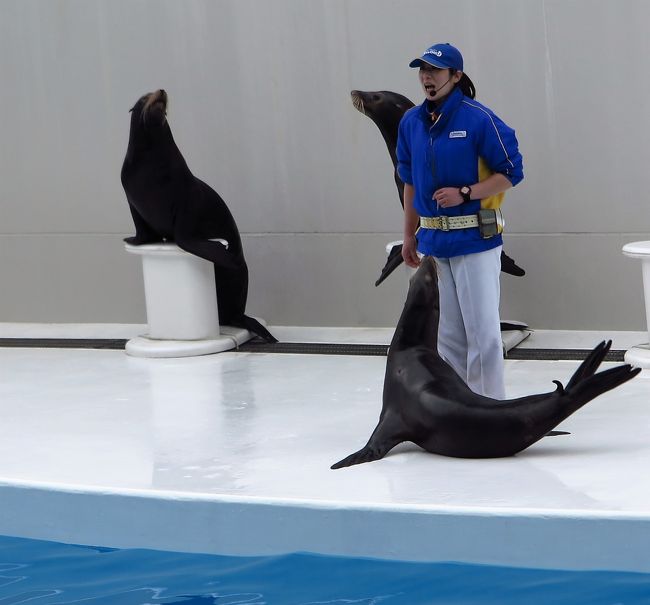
[121,89,276,343]
[331,256,639,468]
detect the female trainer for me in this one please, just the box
[396,42,523,399]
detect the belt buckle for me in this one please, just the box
[439,216,450,231]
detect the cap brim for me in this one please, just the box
[409,57,447,69]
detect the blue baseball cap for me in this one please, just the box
[409,43,463,71]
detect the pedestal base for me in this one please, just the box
[125,326,253,358]
[502,328,532,354]
[624,344,650,369]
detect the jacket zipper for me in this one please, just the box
[429,125,437,208]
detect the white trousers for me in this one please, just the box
[434,246,505,399]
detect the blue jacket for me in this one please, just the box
[397,87,523,258]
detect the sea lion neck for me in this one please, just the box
[390,258,440,352]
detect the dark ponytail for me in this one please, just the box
[453,71,475,99]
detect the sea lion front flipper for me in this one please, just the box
[124,203,164,245]
[175,237,240,271]
[330,444,389,469]
[331,413,406,469]
[375,243,404,287]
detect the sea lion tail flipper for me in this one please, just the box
[233,315,278,343]
[375,244,404,287]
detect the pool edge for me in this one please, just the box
[1,480,648,573]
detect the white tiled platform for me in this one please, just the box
[0,324,649,572]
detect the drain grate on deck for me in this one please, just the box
[238,341,626,362]
[0,338,128,350]
[238,341,389,356]
[505,348,625,362]
[0,337,626,361]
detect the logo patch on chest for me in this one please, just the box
[449,130,467,138]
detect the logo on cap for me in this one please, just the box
[425,49,443,57]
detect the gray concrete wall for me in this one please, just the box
[1,0,648,329]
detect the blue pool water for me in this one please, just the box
[1,535,650,604]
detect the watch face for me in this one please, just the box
[461,186,470,195]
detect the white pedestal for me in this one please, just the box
[124,241,252,358]
[622,241,650,368]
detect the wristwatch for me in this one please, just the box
[459,185,472,203]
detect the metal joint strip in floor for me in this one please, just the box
[0,338,627,361]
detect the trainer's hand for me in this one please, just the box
[402,235,420,268]
[433,187,463,208]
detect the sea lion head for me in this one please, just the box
[391,256,440,351]
[350,90,414,122]
[129,89,169,131]
[406,256,439,312]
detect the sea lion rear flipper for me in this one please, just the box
[175,237,240,271]
[375,244,404,287]
[560,340,641,414]
[500,251,525,277]
[230,315,278,344]
[565,340,610,390]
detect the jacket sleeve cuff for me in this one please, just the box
[502,170,524,187]
[397,165,413,185]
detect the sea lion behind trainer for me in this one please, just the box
[350,90,525,285]
[332,257,640,469]
[121,89,276,343]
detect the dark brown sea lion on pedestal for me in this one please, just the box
[121,89,276,343]
[331,256,639,468]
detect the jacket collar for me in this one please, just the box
[418,86,464,131]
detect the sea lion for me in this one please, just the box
[331,256,639,468]
[121,89,276,343]
[350,90,526,286]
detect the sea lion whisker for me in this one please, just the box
[350,91,365,114]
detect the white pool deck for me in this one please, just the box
[1,323,650,573]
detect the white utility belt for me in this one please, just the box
[420,215,479,230]
[419,209,503,239]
